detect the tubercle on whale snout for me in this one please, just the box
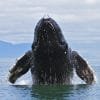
[33,17,66,46]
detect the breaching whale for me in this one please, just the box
[8,17,95,85]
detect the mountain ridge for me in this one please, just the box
[0,41,31,58]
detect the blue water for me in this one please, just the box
[0,34,100,100]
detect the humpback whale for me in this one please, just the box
[8,17,95,85]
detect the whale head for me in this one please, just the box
[33,17,66,47]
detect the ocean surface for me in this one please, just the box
[0,32,100,100]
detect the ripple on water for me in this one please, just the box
[0,58,100,100]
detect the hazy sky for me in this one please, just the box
[0,0,100,43]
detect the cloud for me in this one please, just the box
[0,32,34,44]
[85,0,97,4]
[0,0,100,43]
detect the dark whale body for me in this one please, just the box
[9,17,95,85]
[31,18,73,84]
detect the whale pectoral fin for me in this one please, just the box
[72,51,95,84]
[9,50,33,83]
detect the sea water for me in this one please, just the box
[0,32,100,100]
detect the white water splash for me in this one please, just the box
[72,69,85,85]
[15,80,32,85]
